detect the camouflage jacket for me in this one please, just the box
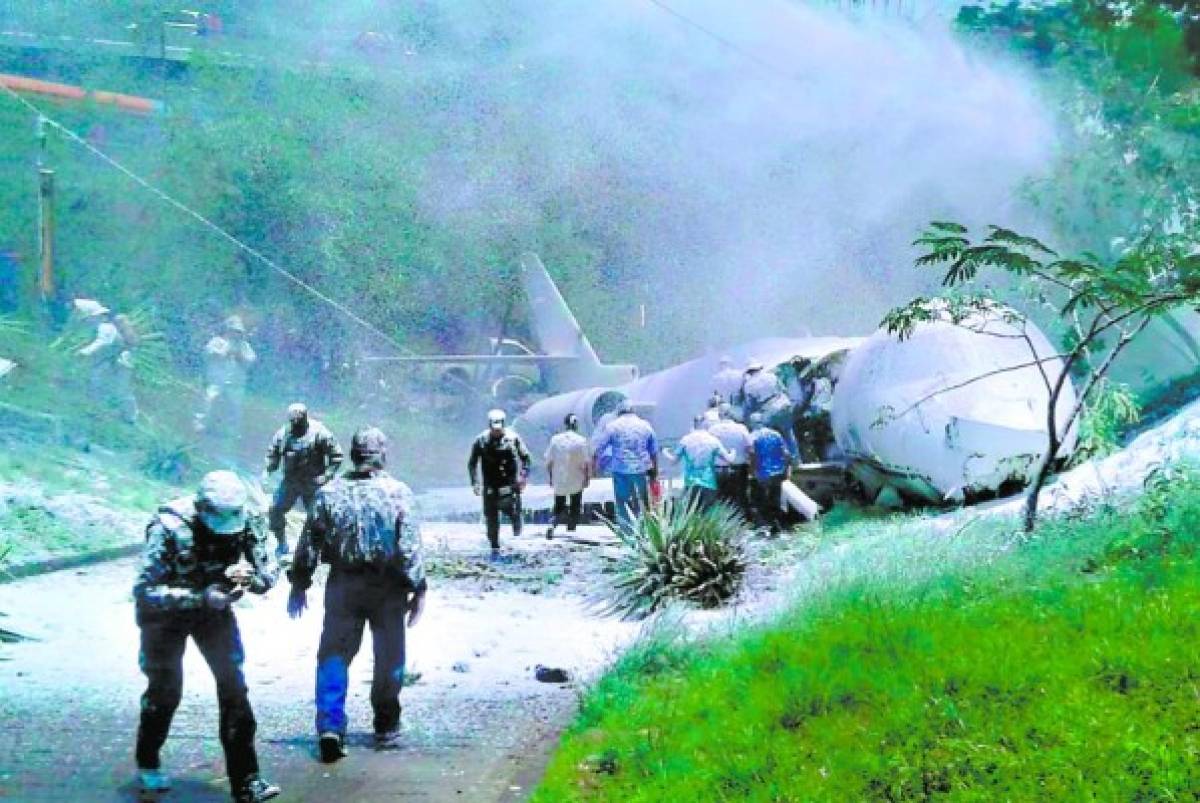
[467,428,531,489]
[290,470,426,592]
[264,420,344,484]
[133,497,278,612]
[204,335,257,388]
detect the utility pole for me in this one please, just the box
[35,115,55,301]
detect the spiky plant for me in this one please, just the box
[0,543,25,652]
[599,496,748,620]
[139,434,198,483]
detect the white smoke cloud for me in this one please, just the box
[225,0,1058,362]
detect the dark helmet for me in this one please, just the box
[350,426,388,468]
[195,470,249,535]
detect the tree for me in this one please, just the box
[883,222,1200,531]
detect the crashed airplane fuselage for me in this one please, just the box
[515,336,861,450]
[517,294,1077,509]
[833,310,1077,505]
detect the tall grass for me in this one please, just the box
[535,468,1200,801]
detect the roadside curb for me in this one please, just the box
[0,542,142,583]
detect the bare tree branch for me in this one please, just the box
[880,353,1069,423]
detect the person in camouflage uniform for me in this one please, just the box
[132,470,281,803]
[75,298,138,424]
[196,315,257,439]
[262,403,344,557]
[468,408,532,556]
[287,427,427,762]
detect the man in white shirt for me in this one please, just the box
[707,405,754,516]
[544,414,591,539]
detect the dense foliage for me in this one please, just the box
[535,465,1200,801]
[959,0,1200,252]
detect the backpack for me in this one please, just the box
[113,313,141,348]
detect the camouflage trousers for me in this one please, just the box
[90,361,137,424]
[269,480,318,548]
[135,608,259,792]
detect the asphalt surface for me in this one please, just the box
[0,523,635,802]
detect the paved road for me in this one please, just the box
[0,523,634,802]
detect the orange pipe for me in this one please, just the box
[1,73,160,114]
[91,90,158,114]
[1,74,85,100]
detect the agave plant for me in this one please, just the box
[0,543,27,653]
[599,496,749,620]
[139,433,198,483]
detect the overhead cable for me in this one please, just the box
[642,0,795,81]
[0,81,423,362]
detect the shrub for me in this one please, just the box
[599,497,748,620]
[139,434,198,484]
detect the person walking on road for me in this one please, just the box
[749,412,794,534]
[664,415,733,510]
[592,400,659,528]
[544,413,591,539]
[132,470,281,803]
[262,403,344,558]
[287,427,427,762]
[468,409,532,557]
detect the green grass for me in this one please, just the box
[534,474,1200,801]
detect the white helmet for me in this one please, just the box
[73,298,109,318]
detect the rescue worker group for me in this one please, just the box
[127,330,796,802]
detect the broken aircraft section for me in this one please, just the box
[510,259,1084,515]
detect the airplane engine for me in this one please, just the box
[831,309,1077,505]
[514,386,628,452]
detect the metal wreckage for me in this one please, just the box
[387,253,1200,519]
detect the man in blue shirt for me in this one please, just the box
[748,412,793,534]
[665,415,734,510]
[593,400,658,528]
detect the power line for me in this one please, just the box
[0,82,478,389]
[642,0,795,81]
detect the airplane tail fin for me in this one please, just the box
[520,252,638,389]
[520,252,602,364]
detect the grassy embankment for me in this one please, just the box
[0,317,468,569]
[536,476,1200,800]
